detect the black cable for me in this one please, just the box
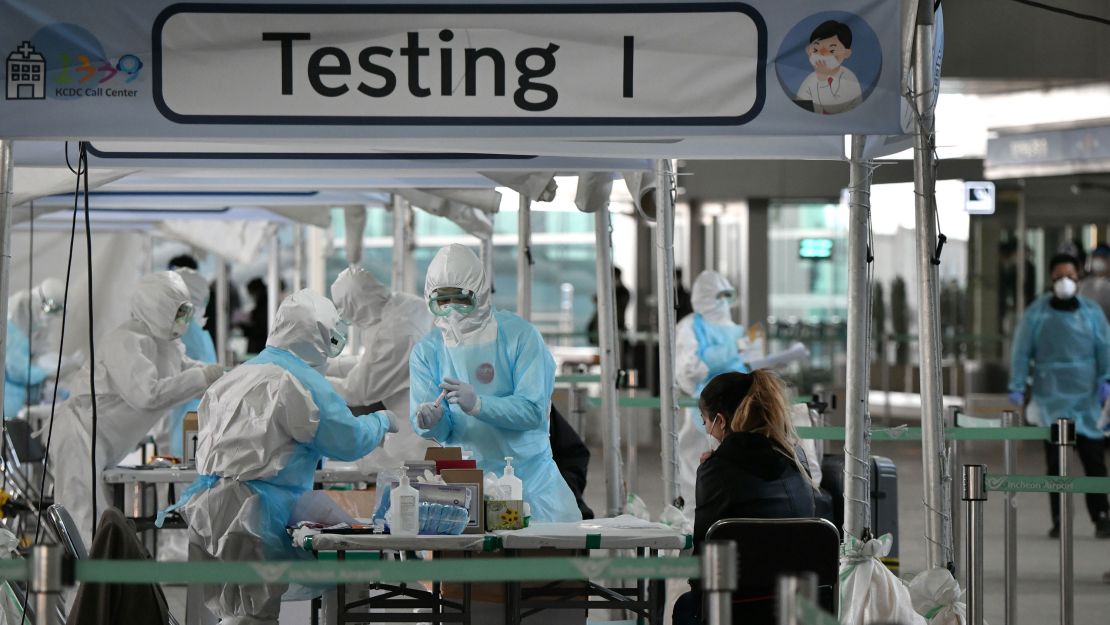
[1006,0,1110,26]
[22,142,85,625]
[81,142,99,541]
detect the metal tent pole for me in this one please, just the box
[292,225,304,292]
[215,260,229,366]
[516,194,533,321]
[391,194,413,294]
[594,202,624,516]
[0,141,13,419]
[266,235,279,331]
[911,1,951,570]
[844,135,873,540]
[654,159,680,507]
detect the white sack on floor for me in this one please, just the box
[839,534,926,625]
[909,567,970,625]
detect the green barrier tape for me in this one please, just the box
[796,594,843,625]
[985,474,1110,494]
[52,556,699,585]
[586,534,602,549]
[0,560,26,581]
[555,374,602,384]
[793,426,1051,442]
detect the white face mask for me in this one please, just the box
[1054,276,1078,300]
[809,52,842,70]
[444,309,467,345]
[707,434,721,452]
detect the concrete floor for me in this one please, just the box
[581,437,1110,625]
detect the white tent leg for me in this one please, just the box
[0,141,14,415]
[516,194,533,321]
[911,2,951,570]
[215,260,229,367]
[266,235,279,332]
[654,159,680,508]
[844,135,874,539]
[594,204,624,516]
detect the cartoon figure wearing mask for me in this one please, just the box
[796,20,863,115]
[410,244,580,522]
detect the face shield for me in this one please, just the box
[172,302,195,338]
[327,319,351,358]
[428,288,478,318]
[716,289,737,304]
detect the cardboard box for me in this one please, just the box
[324,488,378,519]
[424,447,463,462]
[182,411,199,461]
[440,468,483,534]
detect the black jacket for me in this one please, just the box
[550,404,595,519]
[693,432,816,553]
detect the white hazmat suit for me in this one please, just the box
[51,272,223,547]
[327,266,433,470]
[180,290,395,625]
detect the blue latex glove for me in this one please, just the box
[376,410,401,434]
[1007,391,1024,407]
[415,402,444,430]
[441,377,480,414]
[1099,381,1110,405]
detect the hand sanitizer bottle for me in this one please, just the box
[391,467,420,535]
[499,456,523,501]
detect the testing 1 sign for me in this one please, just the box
[0,1,904,141]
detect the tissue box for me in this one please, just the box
[485,500,524,530]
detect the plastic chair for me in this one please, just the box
[46,504,88,561]
[705,517,840,624]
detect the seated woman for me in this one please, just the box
[674,369,817,625]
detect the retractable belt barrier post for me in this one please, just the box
[962,465,986,625]
[776,573,817,625]
[1055,418,1075,625]
[702,541,737,625]
[1002,410,1018,625]
[29,545,61,625]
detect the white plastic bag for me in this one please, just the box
[839,534,926,625]
[625,493,651,521]
[908,568,970,625]
[657,504,691,534]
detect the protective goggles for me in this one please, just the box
[428,289,477,317]
[328,319,351,357]
[40,297,62,316]
[716,290,737,303]
[174,302,195,325]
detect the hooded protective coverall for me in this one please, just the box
[327,266,433,470]
[179,290,392,625]
[675,271,749,523]
[151,268,218,457]
[51,272,221,547]
[410,244,580,522]
[5,278,68,417]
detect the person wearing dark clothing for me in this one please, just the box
[549,404,594,519]
[587,267,632,346]
[675,369,816,625]
[167,254,198,271]
[675,268,694,321]
[241,277,270,355]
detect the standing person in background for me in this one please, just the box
[5,278,79,418]
[242,277,270,355]
[327,266,434,469]
[1009,253,1110,538]
[1079,244,1110,322]
[675,268,694,321]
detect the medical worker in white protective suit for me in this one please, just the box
[327,266,433,470]
[150,267,218,458]
[52,272,224,547]
[675,271,750,522]
[5,278,81,418]
[171,290,399,625]
[410,244,580,522]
